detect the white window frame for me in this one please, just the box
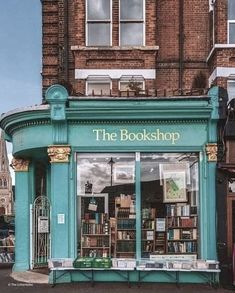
[86,75,112,96]
[227,79,235,101]
[86,0,112,46]
[119,75,145,92]
[119,0,145,46]
[228,0,235,44]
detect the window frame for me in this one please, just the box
[119,75,145,92]
[228,0,235,44]
[227,79,235,101]
[119,0,145,46]
[86,0,112,46]
[86,75,112,96]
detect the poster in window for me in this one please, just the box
[163,171,187,203]
[114,165,134,184]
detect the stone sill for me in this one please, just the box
[71,45,159,51]
[207,44,235,62]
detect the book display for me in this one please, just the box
[0,230,15,263]
[115,195,136,258]
[142,208,156,257]
[81,213,111,258]
[166,204,198,254]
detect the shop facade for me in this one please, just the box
[0,85,220,284]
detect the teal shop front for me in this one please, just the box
[0,85,220,284]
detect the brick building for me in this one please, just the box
[1,0,235,286]
[41,1,235,286]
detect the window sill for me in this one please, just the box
[71,45,159,51]
[207,44,235,62]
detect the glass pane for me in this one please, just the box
[88,23,110,46]
[228,0,235,20]
[77,153,136,258]
[87,82,111,95]
[87,0,110,20]
[140,153,199,258]
[120,0,143,20]
[229,23,235,43]
[120,23,143,46]
[227,81,235,101]
[229,179,235,192]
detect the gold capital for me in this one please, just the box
[48,145,71,163]
[11,157,30,172]
[206,143,218,162]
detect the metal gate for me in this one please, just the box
[32,196,50,268]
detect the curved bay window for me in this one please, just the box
[76,152,199,260]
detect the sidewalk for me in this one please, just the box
[1,265,235,293]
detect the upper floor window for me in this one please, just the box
[227,80,235,101]
[86,75,111,95]
[228,0,235,43]
[119,0,145,46]
[86,0,111,46]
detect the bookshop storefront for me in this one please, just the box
[0,85,220,284]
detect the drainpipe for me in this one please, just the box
[179,0,184,94]
[64,0,69,82]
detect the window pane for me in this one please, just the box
[87,82,111,95]
[229,23,235,43]
[227,80,235,101]
[140,153,199,258]
[229,179,235,192]
[88,23,110,46]
[228,0,235,20]
[120,23,143,46]
[77,153,136,258]
[120,0,143,20]
[87,0,110,20]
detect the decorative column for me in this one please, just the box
[48,145,71,258]
[11,157,31,271]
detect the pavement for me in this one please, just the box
[0,265,235,293]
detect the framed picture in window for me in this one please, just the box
[114,165,135,184]
[163,171,187,203]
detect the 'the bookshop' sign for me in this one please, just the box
[93,128,180,145]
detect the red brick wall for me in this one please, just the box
[42,0,214,96]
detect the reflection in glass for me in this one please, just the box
[120,23,143,46]
[88,23,110,46]
[229,23,235,44]
[87,0,110,20]
[228,0,235,20]
[120,0,143,20]
[140,153,199,258]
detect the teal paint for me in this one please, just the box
[50,162,70,258]
[13,171,31,271]
[0,85,221,283]
[135,153,141,260]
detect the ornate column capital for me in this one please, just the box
[11,157,30,172]
[206,143,218,162]
[48,145,71,163]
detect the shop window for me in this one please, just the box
[86,76,111,96]
[228,0,235,44]
[227,80,235,101]
[86,0,111,46]
[77,152,199,260]
[119,0,145,46]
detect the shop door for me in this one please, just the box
[31,196,50,268]
[227,196,235,285]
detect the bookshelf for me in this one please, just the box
[115,197,136,258]
[81,216,111,258]
[0,230,15,263]
[166,204,198,254]
[142,208,155,257]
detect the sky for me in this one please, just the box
[0,0,42,115]
[0,1,42,183]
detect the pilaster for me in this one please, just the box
[48,145,71,258]
[11,158,31,271]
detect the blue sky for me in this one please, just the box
[0,0,42,115]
